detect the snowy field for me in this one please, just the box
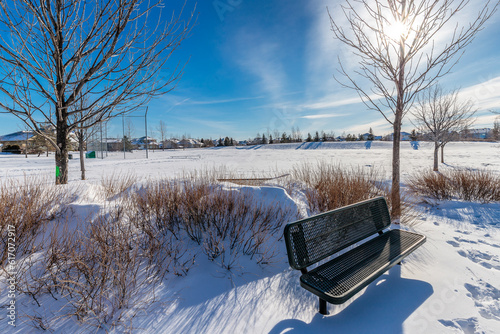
[1,141,500,333]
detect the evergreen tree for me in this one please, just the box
[122,135,133,151]
[224,136,230,146]
[367,128,375,141]
[314,131,320,142]
[358,134,364,141]
[322,131,327,142]
[262,134,267,144]
[306,133,312,142]
[281,132,288,143]
[218,138,223,146]
[409,129,418,141]
[269,134,273,144]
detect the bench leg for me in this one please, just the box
[319,298,328,315]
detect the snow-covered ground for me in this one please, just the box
[1,141,499,333]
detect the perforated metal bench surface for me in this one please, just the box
[284,197,426,314]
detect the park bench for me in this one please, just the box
[283,197,426,315]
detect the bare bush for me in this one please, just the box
[407,170,452,200]
[100,172,138,200]
[17,209,156,331]
[129,178,297,270]
[408,169,500,203]
[292,162,385,212]
[0,177,73,265]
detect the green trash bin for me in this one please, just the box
[85,151,96,159]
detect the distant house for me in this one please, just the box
[248,137,263,145]
[105,138,123,151]
[163,139,179,149]
[468,128,491,139]
[131,136,157,149]
[0,131,36,153]
[179,138,202,148]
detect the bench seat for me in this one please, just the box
[284,197,426,314]
[300,229,426,304]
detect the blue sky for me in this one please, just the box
[1,0,500,140]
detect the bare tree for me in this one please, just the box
[125,118,136,140]
[0,1,195,184]
[492,117,500,141]
[328,0,498,219]
[157,120,167,150]
[71,94,100,180]
[412,85,476,171]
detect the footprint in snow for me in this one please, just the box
[464,281,500,321]
[478,239,500,248]
[457,250,500,271]
[454,236,477,244]
[438,317,484,333]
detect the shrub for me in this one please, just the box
[408,168,500,203]
[100,172,138,200]
[407,170,452,200]
[17,209,161,331]
[129,178,297,269]
[0,177,73,265]
[292,162,386,212]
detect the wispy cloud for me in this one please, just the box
[187,96,265,105]
[301,93,382,110]
[459,75,500,111]
[301,113,345,119]
[344,119,392,135]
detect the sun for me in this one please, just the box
[384,20,408,42]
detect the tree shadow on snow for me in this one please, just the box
[268,265,433,334]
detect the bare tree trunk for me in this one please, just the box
[433,142,439,171]
[441,144,445,163]
[55,118,69,185]
[79,131,86,180]
[391,1,406,222]
[392,121,402,221]
[25,132,28,158]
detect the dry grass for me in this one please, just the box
[100,172,138,200]
[292,162,386,212]
[129,177,297,269]
[17,209,159,331]
[408,168,500,203]
[0,177,74,265]
[290,162,416,225]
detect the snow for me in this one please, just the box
[1,141,499,333]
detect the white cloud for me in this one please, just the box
[460,76,500,111]
[344,119,392,135]
[187,96,264,105]
[301,113,345,119]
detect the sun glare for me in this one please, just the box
[385,20,407,41]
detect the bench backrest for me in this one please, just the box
[284,197,391,270]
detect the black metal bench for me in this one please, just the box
[284,197,426,315]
